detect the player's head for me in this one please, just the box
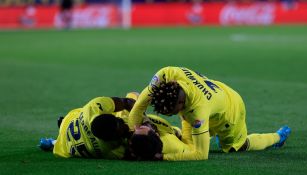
[149,81,186,116]
[129,122,163,160]
[91,114,129,141]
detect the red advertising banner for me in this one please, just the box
[132,2,307,26]
[0,2,307,28]
[0,6,57,28]
[54,5,120,28]
[0,4,120,28]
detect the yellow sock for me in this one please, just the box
[247,133,280,151]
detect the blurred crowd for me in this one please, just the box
[0,0,304,7]
[0,0,80,6]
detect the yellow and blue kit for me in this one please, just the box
[129,66,250,160]
[54,97,128,159]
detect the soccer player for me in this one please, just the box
[128,66,291,161]
[39,92,138,159]
[129,114,193,160]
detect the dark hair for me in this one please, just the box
[149,81,181,115]
[91,114,129,141]
[130,130,163,160]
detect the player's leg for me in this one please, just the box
[247,125,291,150]
[39,138,56,151]
[247,133,279,151]
[219,98,248,152]
[224,124,280,152]
[219,91,248,152]
[226,94,290,151]
[217,107,278,152]
[218,95,291,151]
[239,126,291,151]
[273,125,291,148]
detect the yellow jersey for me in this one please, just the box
[129,66,246,160]
[145,114,193,154]
[53,97,127,159]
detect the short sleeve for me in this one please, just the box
[189,107,210,135]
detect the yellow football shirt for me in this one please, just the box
[129,66,247,160]
[53,97,126,159]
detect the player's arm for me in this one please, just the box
[163,131,210,161]
[128,87,152,129]
[128,67,172,130]
[180,118,193,145]
[111,97,136,112]
[163,109,211,161]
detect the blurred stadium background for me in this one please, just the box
[1,0,307,28]
[1,0,307,175]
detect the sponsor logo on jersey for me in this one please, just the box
[204,80,220,93]
[150,75,159,87]
[193,119,205,128]
[96,103,103,111]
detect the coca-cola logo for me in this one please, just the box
[72,7,112,27]
[54,5,119,28]
[220,3,275,25]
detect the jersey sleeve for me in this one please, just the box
[147,114,176,135]
[163,131,210,161]
[128,87,151,130]
[163,108,211,161]
[181,119,193,145]
[190,107,210,135]
[161,133,192,155]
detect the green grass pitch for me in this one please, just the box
[0,25,307,175]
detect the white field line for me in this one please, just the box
[230,33,307,42]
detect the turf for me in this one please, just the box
[0,25,307,175]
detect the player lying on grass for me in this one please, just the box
[128,66,291,161]
[129,114,193,160]
[39,93,138,159]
